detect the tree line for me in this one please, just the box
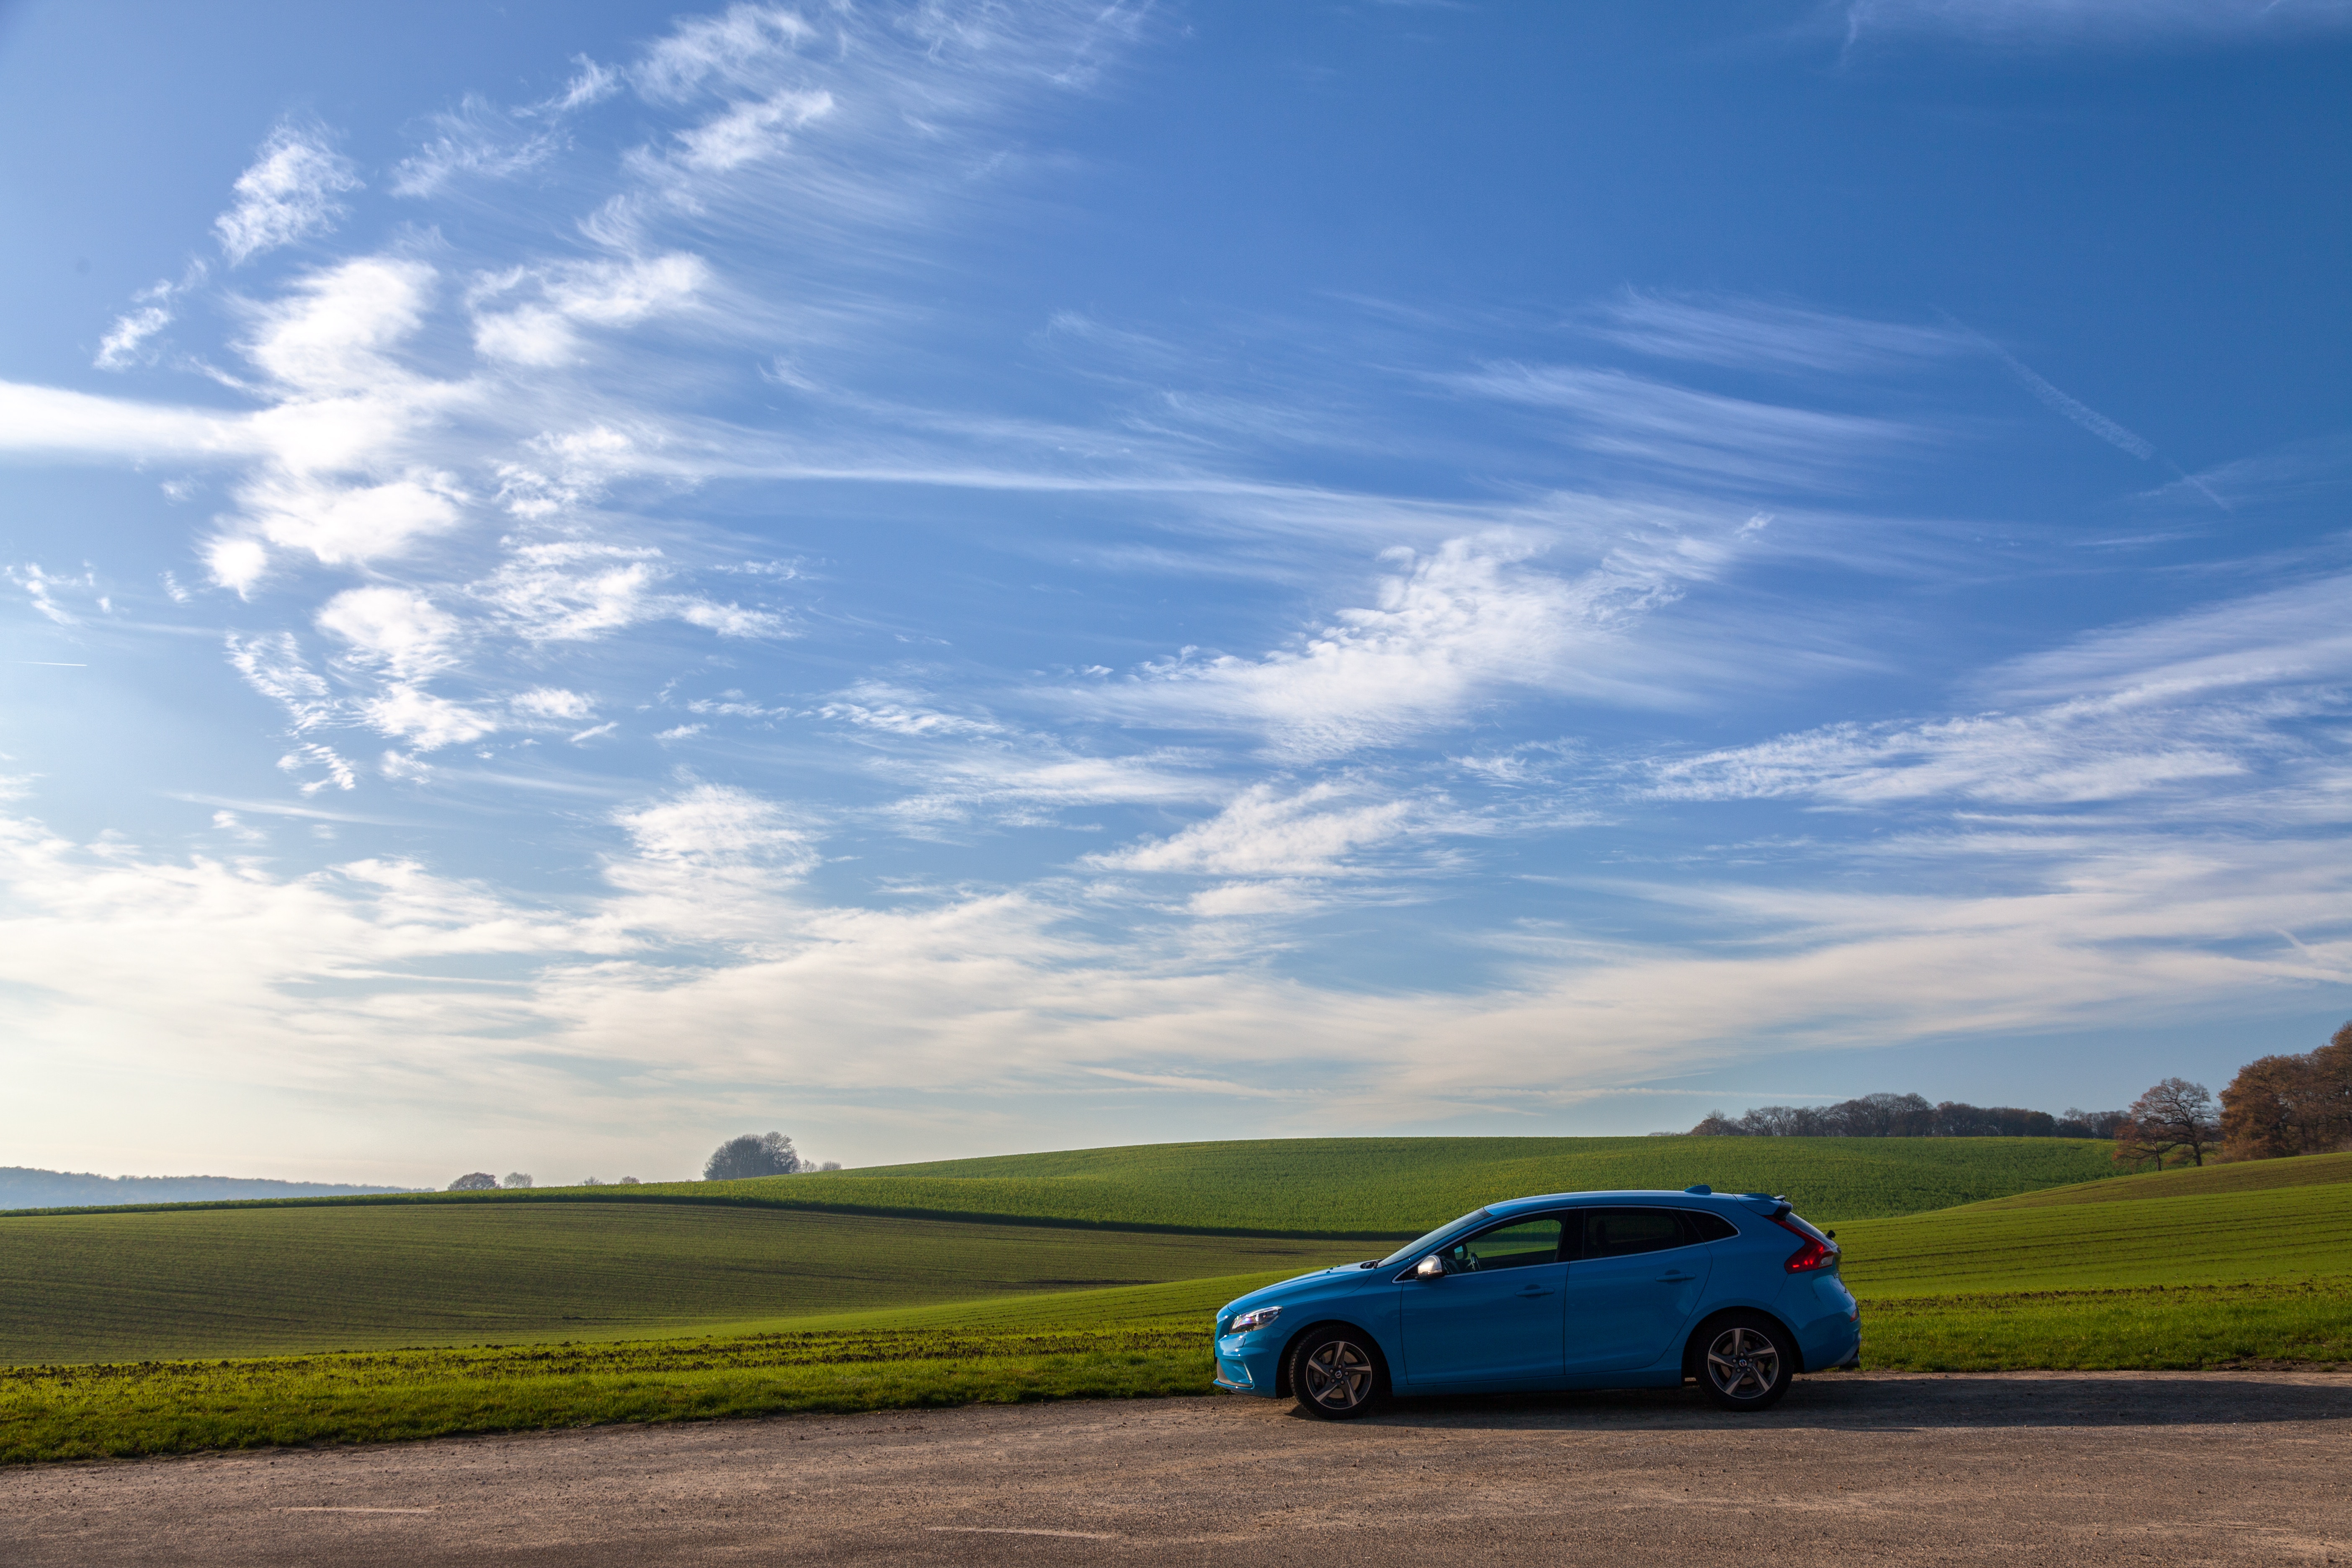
[1686,1019,2352,1171]
[1687,1093,2124,1140]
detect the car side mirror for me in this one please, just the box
[1413,1254,1446,1281]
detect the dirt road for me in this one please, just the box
[5,1372,2346,1565]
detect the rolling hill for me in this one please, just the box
[7,1135,2128,1234]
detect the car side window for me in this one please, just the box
[1684,1210,1739,1243]
[1442,1215,1565,1273]
[1580,1207,1688,1258]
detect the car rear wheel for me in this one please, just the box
[1698,1314,1793,1411]
[1289,1327,1384,1420]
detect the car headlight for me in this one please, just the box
[1227,1305,1282,1334]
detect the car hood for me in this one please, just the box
[1218,1262,1380,1323]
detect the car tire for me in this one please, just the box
[1697,1313,1793,1412]
[1288,1326,1385,1420]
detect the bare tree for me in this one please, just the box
[448,1171,497,1190]
[2117,1078,2220,1169]
[502,1171,534,1189]
[704,1132,806,1180]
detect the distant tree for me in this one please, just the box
[704,1132,807,1180]
[580,1177,605,1186]
[815,1161,842,1171]
[502,1171,534,1189]
[617,1176,641,1185]
[1693,1094,2129,1140]
[2116,1078,2220,1169]
[2219,1021,2352,1161]
[449,1171,498,1191]
[2057,1108,2127,1139]
[1838,1093,1936,1137]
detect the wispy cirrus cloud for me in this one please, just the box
[1087,779,1457,879]
[1086,529,1735,759]
[1650,574,2352,811]
[1585,292,1970,374]
[214,123,362,265]
[1442,363,1929,492]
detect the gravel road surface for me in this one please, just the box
[5,1372,2347,1565]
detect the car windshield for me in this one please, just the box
[1377,1209,1491,1269]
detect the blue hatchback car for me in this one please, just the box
[1214,1186,1859,1418]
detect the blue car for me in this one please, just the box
[1213,1186,1859,1418]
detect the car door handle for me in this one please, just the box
[1516,1287,1555,1297]
[1655,1271,1696,1282]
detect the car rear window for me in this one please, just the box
[1578,1207,1688,1257]
[1683,1210,1740,1243]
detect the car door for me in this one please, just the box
[1398,1214,1568,1387]
[1562,1208,1713,1374]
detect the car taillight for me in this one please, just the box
[1773,1216,1838,1273]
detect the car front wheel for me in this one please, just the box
[1289,1327,1384,1420]
[1698,1314,1793,1411]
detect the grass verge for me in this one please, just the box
[1856,1278,2352,1372]
[0,1330,1214,1466]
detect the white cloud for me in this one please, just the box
[1096,532,1706,758]
[475,542,662,640]
[214,124,363,265]
[240,258,434,395]
[618,782,813,868]
[512,687,596,721]
[390,96,565,199]
[95,294,176,370]
[277,742,358,794]
[1983,573,2352,707]
[634,5,820,101]
[471,254,711,365]
[673,88,836,171]
[1186,880,1322,918]
[5,564,90,627]
[1091,782,1425,878]
[205,537,270,595]
[472,306,577,368]
[316,587,464,679]
[474,539,785,642]
[1648,698,2261,807]
[362,686,498,751]
[0,381,259,463]
[1651,576,2352,811]
[236,472,468,567]
[225,632,337,731]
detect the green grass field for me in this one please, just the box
[10,1135,2125,1236]
[0,1204,1356,1364]
[3,1142,2345,1465]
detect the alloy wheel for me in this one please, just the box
[1706,1324,1781,1401]
[1300,1336,1376,1413]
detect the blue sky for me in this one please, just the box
[1,0,2347,1184]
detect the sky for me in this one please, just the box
[0,0,2347,1186]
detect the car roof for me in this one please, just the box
[1484,1188,1772,1216]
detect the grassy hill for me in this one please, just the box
[8,1135,2127,1235]
[753,1135,2125,1230]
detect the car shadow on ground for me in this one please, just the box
[1309,1372,2352,1432]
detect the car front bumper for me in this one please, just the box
[1214,1331,1282,1395]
